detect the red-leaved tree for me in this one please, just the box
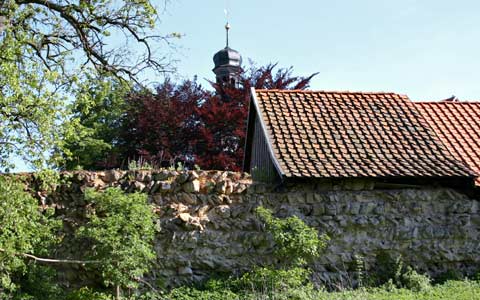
[193,64,317,171]
[119,79,206,168]
[80,64,316,170]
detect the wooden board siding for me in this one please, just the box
[250,117,280,182]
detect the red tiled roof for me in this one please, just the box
[415,101,480,186]
[251,89,475,180]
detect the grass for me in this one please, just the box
[313,280,480,300]
[166,280,480,300]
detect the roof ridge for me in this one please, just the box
[416,101,480,104]
[255,89,405,95]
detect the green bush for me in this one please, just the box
[76,188,157,298]
[166,286,238,300]
[399,267,431,292]
[0,176,60,296]
[255,206,329,267]
[372,252,431,291]
[230,267,312,292]
[66,287,112,300]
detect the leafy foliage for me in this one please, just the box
[230,267,312,292]
[398,268,431,292]
[0,176,59,295]
[312,280,479,300]
[373,252,431,292]
[193,64,317,171]
[0,18,68,170]
[65,64,316,171]
[76,188,156,295]
[63,75,131,170]
[0,0,174,170]
[119,79,206,169]
[167,286,238,300]
[1,0,170,81]
[165,279,480,300]
[10,263,63,300]
[66,287,113,300]
[255,206,329,267]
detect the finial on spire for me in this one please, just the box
[225,22,230,48]
[213,1,243,88]
[224,5,230,48]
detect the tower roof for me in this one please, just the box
[213,22,242,71]
[213,46,242,69]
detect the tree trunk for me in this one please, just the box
[115,285,121,300]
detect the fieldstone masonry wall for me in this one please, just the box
[19,170,480,287]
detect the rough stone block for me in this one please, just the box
[179,193,197,205]
[161,182,172,192]
[183,180,200,193]
[313,204,325,215]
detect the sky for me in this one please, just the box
[156,0,480,101]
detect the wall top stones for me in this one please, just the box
[12,169,253,196]
[10,169,477,198]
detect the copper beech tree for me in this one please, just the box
[194,64,317,171]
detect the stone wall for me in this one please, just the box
[18,170,480,288]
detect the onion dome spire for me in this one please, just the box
[212,22,243,88]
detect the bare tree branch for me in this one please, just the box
[0,248,100,264]
[13,0,173,84]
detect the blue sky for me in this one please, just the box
[158,0,480,101]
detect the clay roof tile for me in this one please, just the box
[416,101,480,186]
[252,89,475,180]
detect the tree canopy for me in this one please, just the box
[0,0,175,171]
[64,63,317,171]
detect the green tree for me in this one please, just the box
[0,0,176,170]
[0,176,60,296]
[77,188,157,300]
[62,75,131,170]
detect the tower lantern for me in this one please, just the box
[212,22,243,88]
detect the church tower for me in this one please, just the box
[212,23,243,88]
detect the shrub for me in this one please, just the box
[231,267,312,292]
[76,188,157,299]
[0,176,60,296]
[255,206,329,267]
[400,267,431,292]
[372,252,431,291]
[66,287,112,300]
[166,286,238,300]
